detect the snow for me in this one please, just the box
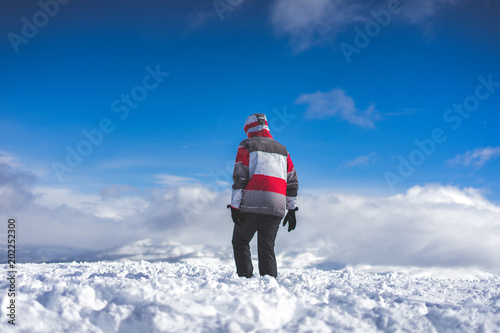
[2,260,500,332]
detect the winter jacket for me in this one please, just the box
[231,113,298,218]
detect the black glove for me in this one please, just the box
[227,205,242,227]
[282,208,298,232]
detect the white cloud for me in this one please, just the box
[185,7,218,33]
[448,146,500,168]
[269,0,468,52]
[33,186,148,220]
[345,153,378,168]
[0,151,19,166]
[394,184,496,211]
[402,0,461,26]
[2,162,500,269]
[269,0,363,52]
[296,88,380,128]
[99,184,140,200]
[291,184,500,268]
[0,162,37,210]
[155,174,197,186]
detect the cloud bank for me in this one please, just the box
[1,162,500,269]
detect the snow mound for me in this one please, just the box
[1,261,500,332]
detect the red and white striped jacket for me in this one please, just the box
[231,113,298,217]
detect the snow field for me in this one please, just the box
[1,261,500,332]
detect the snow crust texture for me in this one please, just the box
[1,261,500,332]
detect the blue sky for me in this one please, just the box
[1,0,500,202]
[1,1,500,265]
[0,0,500,195]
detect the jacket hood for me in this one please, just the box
[244,113,273,138]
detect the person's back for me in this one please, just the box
[229,113,298,278]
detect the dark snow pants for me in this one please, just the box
[232,212,281,278]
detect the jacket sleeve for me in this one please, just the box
[286,153,298,210]
[231,141,250,209]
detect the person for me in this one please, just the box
[228,113,299,278]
